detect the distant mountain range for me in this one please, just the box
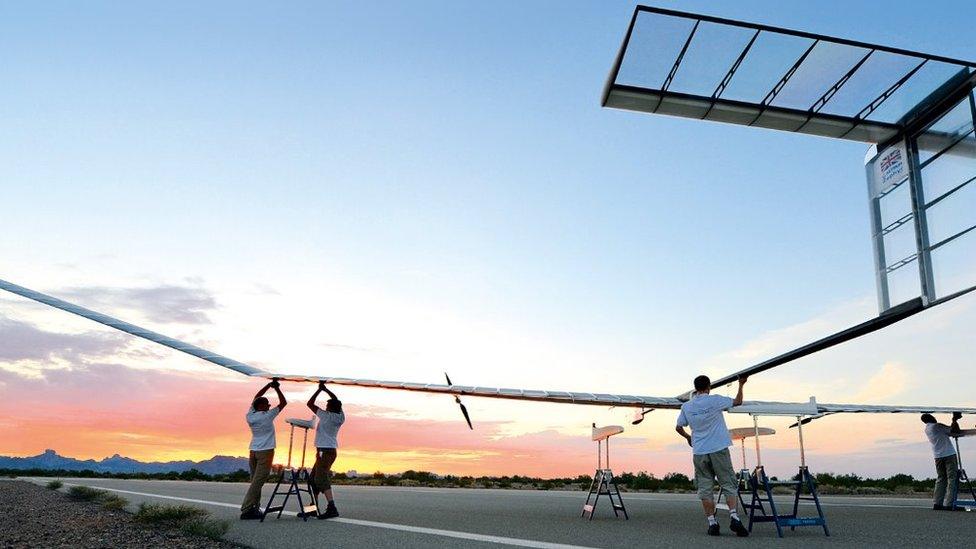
[0,449,248,474]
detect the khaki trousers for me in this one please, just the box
[934,455,959,507]
[241,449,274,512]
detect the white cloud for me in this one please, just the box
[851,362,911,403]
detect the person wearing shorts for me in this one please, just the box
[307,381,345,519]
[676,374,749,537]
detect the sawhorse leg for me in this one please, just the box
[581,470,601,520]
[804,468,830,536]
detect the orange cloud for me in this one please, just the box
[0,361,958,479]
[0,362,687,476]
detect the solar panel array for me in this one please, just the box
[604,6,976,143]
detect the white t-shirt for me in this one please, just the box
[676,393,734,455]
[925,423,956,459]
[315,409,345,449]
[246,406,281,451]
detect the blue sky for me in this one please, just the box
[1,1,975,476]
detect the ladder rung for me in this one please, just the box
[265,505,284,513]
[749,516,778,523]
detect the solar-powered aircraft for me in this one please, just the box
[4,6,976,427]
[3,278,974,427]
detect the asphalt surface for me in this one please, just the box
[20,478,976,548]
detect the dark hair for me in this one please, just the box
[921,413,936,424]
[253,397,269,409]
[326,399,342,413]
[693,375,711,392]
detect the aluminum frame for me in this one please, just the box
[867,87,976,312]
[603,5,976,144]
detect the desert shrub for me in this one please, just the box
[135,503,228,540]
[67,485,106,501]
[181,517,231,540]
[46,480,64,490]
[135,503,209,524]
[99,493,129,510]
[65,485,128,510]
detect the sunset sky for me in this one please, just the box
[2,0,975,479]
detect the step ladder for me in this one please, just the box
[262,467,319,521]
[580,424,628,520]
[582,469,628,520]
[740,414,828,537]
[747,465,828,537]
[950,435,976,510]
[261,417,319,521]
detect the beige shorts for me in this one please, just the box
[693,448,737,500]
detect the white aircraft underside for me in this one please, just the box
[3,278,975,418]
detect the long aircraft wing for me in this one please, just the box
[700,285,976,395]
[3,278,975,416]
[0,279,263,376]
[257,372,683,408]
[250,372,976,416]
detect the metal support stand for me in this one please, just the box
[581,425,628,520]
[744,415,829,537]
[262,418,319,522]
[950,436,976,510]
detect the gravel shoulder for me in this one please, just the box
[0,480,241,549]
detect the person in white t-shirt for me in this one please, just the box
[307,380,346,519]
[240,379,286,520]
[922,412,961,510]
[676,374,749,537]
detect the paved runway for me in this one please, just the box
[23,478,975,548]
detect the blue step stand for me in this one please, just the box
[747,465,829,537]
[739,414,829,537]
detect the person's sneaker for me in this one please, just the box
[933,504,946,511]
[319,502,339,519]
[707,523,720,536]
[730,518,749,537]
[240,509,263,520]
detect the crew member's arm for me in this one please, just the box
[675,408,692,447]
[271,379,286,410]
[307,381,324,413]
[322,383,338,401]
[253,381,273,403]
[733,376,747,407]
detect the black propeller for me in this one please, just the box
[445,373,473,430]
[631,408,652,425]
[788,412,837,428]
